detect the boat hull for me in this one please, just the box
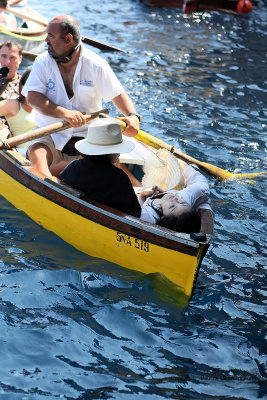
[0,32,46,53]
[0,149,213,298]
[142,0,250,14]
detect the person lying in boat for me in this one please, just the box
[0,0,17,29]
[0,40,22,102]
[0,67,36,157]
[59,118,141,218]
[138,160,212,233]
[21,14,141,178]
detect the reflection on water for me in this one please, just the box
[0,0,266,398]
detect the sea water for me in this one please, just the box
[0,1,266,398]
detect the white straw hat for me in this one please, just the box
[75,118,135,155]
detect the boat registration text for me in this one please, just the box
[116,232,149,252]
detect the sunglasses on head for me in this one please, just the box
[150,191,168,200]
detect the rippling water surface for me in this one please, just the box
[0,1,266,399]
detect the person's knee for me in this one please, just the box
[28,143,53,165]
[49,161,69,177]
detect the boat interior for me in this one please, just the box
[2,147,214,240]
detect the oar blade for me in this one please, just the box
[230,171,267,180]
[81,36,125,53]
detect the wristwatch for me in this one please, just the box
[128,112,142,122]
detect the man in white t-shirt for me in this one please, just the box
[22,14,141,176]
[139,160,212,233]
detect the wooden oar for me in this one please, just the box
[0,109,109,150]
[7,7,125,53]
[80,36,125,52]
[7,6,48,26]
[118,120,266,181]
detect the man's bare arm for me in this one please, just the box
[27,91,87,128]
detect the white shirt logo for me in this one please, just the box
[46,79,56,91]
[80,79,93,87]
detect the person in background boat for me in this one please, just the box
[138,160,212,233]
[7,0,31,29]
[0,40,22,101]
[8,0,27,16]
[21,14,141,178]
[0,67,36,156]
[60,118,141,217]
[0,0,17,29]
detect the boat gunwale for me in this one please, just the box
[8,28,47,36]
[141,0,243,12]
[4,5,47,36]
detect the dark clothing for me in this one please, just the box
[0,74,20,102]
[60,157,141,218]
[62,137,84,156]
[0,74,21,127]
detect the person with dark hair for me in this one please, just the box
[0,0,17,29]
[157,203,201,233]
[138,160,212,233]
[22,14,141,177]
[60,118,141,217]
[0,67,36,156]
[0,41,22,101]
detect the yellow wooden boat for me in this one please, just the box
[0,128,213,299]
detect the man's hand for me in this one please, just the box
[138,189,154,203]
[117,114,139,137]
[62,110,87,128]
[151,185,164,196]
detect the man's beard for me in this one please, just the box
[47,45,57,57]
[48,43,81,64]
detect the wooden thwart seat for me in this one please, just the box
[5,150,31,166]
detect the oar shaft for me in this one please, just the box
[171,148,232,180]
[0,109,108,149]
[81,36,125,53]
[135,128,232,180]
[118,120,265,181]
[8,7,47,26]
[8,8,124,52]
[134,127,195,164]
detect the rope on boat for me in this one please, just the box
[0,25,47,41]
